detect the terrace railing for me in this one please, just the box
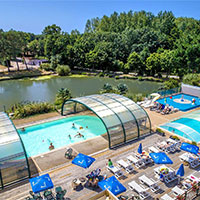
[158,87,181,98]
[177,182,200,200]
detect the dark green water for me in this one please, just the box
[0,76,161,111]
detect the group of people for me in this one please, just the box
[69,123,88,139]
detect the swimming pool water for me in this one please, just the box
[160,110,200,142]
[18,115,106,157]
[156,93,200,111]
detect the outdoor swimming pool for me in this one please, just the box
[18,115,106,157]
[156,93,200,111]
[160,110,200,142]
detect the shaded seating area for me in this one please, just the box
[27,174,67,200]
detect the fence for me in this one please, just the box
[178,183,200,200]
[158,87,181,97]
[181,83,200,97]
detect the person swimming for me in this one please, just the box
[74,132,84,138]
[49,142,54,150]
[68,134,71,140]
[86,126,88,128]
[72,123,75,128]
[21,127,25,132]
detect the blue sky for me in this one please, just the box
[0,1,199,34]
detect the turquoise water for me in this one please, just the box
[18,115,106,157]
[160,113,200,142]
[157,93,200,111]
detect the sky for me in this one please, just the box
[0,0,199,34]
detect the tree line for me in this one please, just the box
[0,10,200,78]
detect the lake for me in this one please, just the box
[0,76,161,111]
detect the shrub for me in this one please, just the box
[164,79,179,89]
[156,128,165,134]
[183,73,200,86]
[117,83,128,94]
[81,72,87,75]
[8,101,55,119]
[191,141,197,146]
[171,135,180,141]
[125,93,145,102]
[56,65,71,76]
[115,76,120,79]
[40,63,52,71]
[98,72,104,77]
[54,88,72,108]
[127,76,137,80]
[138,76,143,81]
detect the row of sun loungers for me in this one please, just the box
[179,152,200,168]
[128,175,161,199]
[106,138,200,200]
[128,180,150,200]
[157,139,181,153]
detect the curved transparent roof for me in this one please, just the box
[0,112,30,188]
[160,109,200,143]
[62,93,151,148]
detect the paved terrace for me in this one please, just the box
[1,133,200,200]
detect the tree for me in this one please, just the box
[55,88,72,107]
[117,83,128,94]
[182,74,200,86]
[164,79,179,89]
[146,53,161,76]
[126,52,144,74]
[100,83,118,94]
[56,65,71,76]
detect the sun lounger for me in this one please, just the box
[179,152,200,168]
[161,194,175,200]
[128,180,150,200]
[139,175,160,192]
[117,159,134,173]
[127,155,145,169]
[172,186,185,196]
[148,146,160,153]
[187,174,200,183]
[106,165,124,178]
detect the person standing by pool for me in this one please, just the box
[107,159,113,167]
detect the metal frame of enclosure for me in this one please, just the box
[61,93,151,148]
[0,112,30,190]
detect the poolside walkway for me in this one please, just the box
[145,107,200,130]
[1,133,200,200]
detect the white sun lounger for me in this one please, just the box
[128,180,150,200]
[127,155,145,168]
[139,175,160,192]
[148,146,160,153]
[117,159,134,174]
[161,194,175,200]
[106,165,123,179]
[172,186,185,196]
[187,174,200,183]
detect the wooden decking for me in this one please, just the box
[1,133,200,200]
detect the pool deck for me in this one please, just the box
[1,133,200,200]
[12,107,200,173]
[2,107,200,199]
[146,107,200,130]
